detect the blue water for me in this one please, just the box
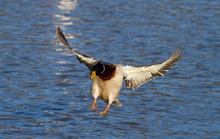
[0,0,220,138]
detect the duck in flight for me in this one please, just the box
[56,27,182,115]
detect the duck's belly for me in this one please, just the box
[91,65,124,102]
[98,75,123,102]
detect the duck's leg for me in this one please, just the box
[99,93,114,115]
[99,104,111,115]
[87,98,98,111]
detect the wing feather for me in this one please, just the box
[123,47,182,90]
[56,27,100,70]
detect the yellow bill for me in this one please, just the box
[90,71,96,79]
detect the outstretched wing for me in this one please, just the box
[123,47,182,90]
[56,27,100,71]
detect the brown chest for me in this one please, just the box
[98,65,116,81]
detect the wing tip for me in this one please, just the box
[56,27,74,51]
[56,27,63,42]
[167,46,183,65]
[56,27,61,35]
[174,46,183,59]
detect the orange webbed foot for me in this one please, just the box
[87,104,99,112]
[99,111,107,115]
[99,104,111,115]
[87,99,98,111]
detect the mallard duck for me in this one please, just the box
[56,27,182,115]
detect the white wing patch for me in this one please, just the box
[123,47,182,90]
[74,52,100,71]
[56,27,100,71]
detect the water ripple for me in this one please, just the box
[0,0,219,138]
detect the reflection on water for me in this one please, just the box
[55,0,78,28]
[0,0,220,138]
[58,0,78,11]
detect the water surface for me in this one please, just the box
[0,0,219,138]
